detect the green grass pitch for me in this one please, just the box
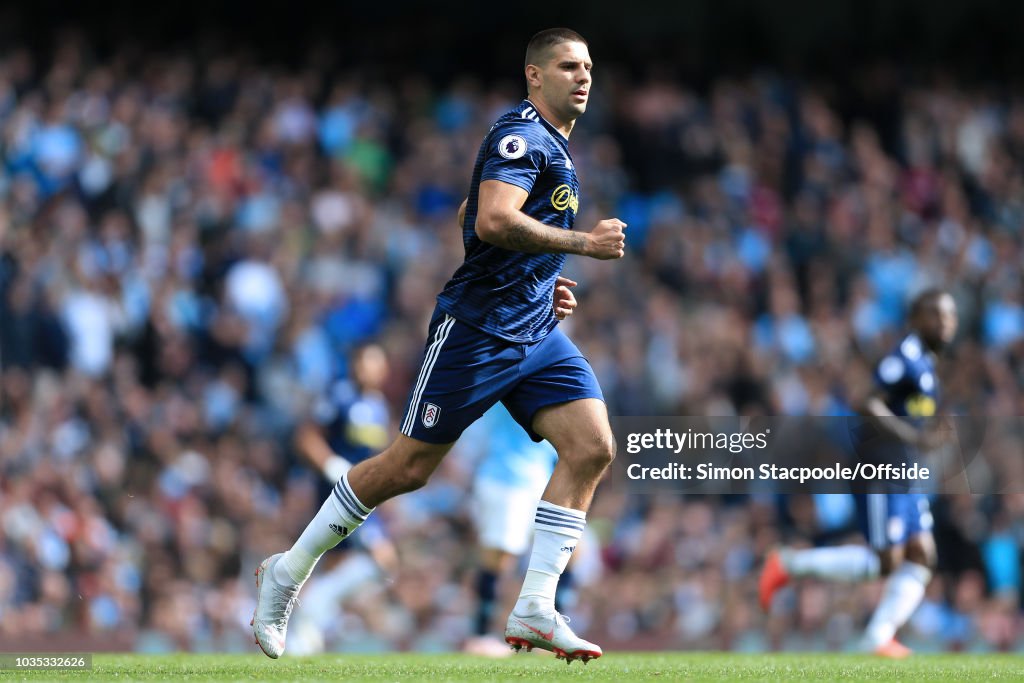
[6,653,1023,682]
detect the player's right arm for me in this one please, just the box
[861,394,953,451]
[859,354,951,450]
[476,179,626,259]
[295,421,352,482]
[861,394,924,444]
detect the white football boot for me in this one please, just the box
[251,553,301,659]
[504,609,602,664]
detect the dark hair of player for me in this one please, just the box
[909,288,949,319]
[524,28,588,70]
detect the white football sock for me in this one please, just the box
[864,561,932,648]
[275,473,373,586]
[515,501,585,616]
[782,545,881,582]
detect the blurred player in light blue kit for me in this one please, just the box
[761,289,958,657]
[461,404,558,656]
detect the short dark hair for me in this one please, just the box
[525,28,588,70]
[910,288,950,317]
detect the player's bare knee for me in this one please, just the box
[878,547,903,576]
[380,441,446,494]
[392,456,435,493]
[561,431,614,474]
[908,548,937,572]
[593,431,615,469]
[386,467,427,494]
[905,536,937,570]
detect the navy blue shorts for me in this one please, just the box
[854,493,934,549]
[399,307,604,444]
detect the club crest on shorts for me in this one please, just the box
[421,402,441,428]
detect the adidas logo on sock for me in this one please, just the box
[329,523,349,537]
[560,545,576,554]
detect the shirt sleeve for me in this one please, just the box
[874,354,907,391]
[313,380,354,426]
[312,395,338,425]
[480,121,550,194]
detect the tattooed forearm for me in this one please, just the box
[492,217,588,255]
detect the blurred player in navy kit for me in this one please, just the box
[761,289,958,658]
[294,343,398,576]
[284,343,398,654]
[254,28,625,664]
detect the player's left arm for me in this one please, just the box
[461,192,579,320]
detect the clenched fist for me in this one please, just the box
[583,218,627,260]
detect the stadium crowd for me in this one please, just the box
[2,33,1024,653]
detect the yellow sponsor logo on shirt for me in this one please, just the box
[906,394,936,417]
[550,184,579,214]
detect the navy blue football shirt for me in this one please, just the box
[875,334,939,418]
[846,332,941,479]
[436,100,581,343]
[312,378,389,464]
